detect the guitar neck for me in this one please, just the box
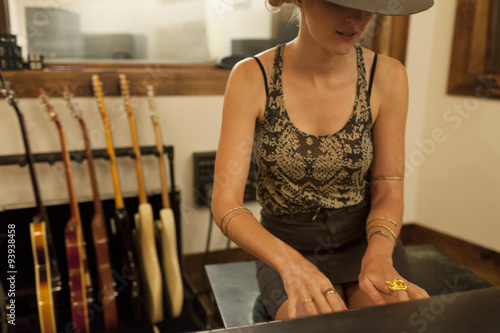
[13,100,47,220]
[119,74,147,204]
[77,117,102,216]
[147,85,170,209]
[57,125,81,223]
[91,75,125,209]
[153,118,170,209]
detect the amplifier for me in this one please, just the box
[0,34,25,70]
[193,151,256,208]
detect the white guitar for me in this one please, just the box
[119,75,164,323]
[147,85,184,317]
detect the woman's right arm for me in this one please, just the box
[211,57,295,274]
[211,58,346,318]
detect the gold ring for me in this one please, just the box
[323,288,336,296]
[303,298,313,303]
[386,279,407,292]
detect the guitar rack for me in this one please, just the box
[0,144,182,268]
[0,144,189,332]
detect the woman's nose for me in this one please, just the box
[345,9,364,26]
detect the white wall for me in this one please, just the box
[403,0,500,252]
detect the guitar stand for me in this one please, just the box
[0,144,188,332]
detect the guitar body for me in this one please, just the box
[119,74,164,323]
[156,208,184,317]
[92,75,143,324]
[90,214,118,330]
[146,84,184,317]
[30,222,57,333]
[134,203,164,323]
[64,218,89,333]
[64,86,119,330]
[40,88,90,332]
[1,75,62,332]
[110,207,143,323]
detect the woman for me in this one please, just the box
[211,0,434,320]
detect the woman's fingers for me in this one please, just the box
[287,294,299,319]
[375,278,429,303]
[359,276,387,305]
[324,287,348,312]
[405,281,430,300]
[298,290,320,317]
[288,284,348,318]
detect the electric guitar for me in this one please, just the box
[0,71,61,333]
[147,84,184,318]
[63,86,119,331]
[119,74,164,323]
[91,75,143,323]
[39,88,90,333]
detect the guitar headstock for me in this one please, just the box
[63,86,82,120]
[39,88,59,124]
[146,85,159,123]
[118,74,133,116]
[91,75,108,117]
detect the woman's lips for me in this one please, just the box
[337,31,357,41]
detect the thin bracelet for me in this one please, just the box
[223,210,253,236]
[220,206,246,227]
[369,230,395,247]
[366,224,398,243]
[371,176,404,181]
[367,216,398,228]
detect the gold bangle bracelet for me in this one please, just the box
[222,210,253,237]
[371,176,404,181]
[367,216,398,228]
[220,206,246,227]
[369,230,395,247]
[367,224,398,243]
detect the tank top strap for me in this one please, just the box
[262,44,286,123]
[269,44,285,94]
[355,44,369,100]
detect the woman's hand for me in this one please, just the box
[358,253,429,305]
[279,257,348,318]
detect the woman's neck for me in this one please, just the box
[284,38,358,80]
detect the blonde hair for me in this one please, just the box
[266,0,301,26]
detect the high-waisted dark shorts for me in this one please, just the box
[255,198,411,318]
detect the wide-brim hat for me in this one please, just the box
[325,0,434,16]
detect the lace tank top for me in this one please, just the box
[253,44,374,215]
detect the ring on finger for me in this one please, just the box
[322,287,336,297]
[303,298,313,304]
[386,279,407,292]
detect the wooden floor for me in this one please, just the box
[182,223,500,329]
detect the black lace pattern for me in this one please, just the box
[253,44,373,215]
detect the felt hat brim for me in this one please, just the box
[325,0,434,16]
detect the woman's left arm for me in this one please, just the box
[358,54,429,305]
